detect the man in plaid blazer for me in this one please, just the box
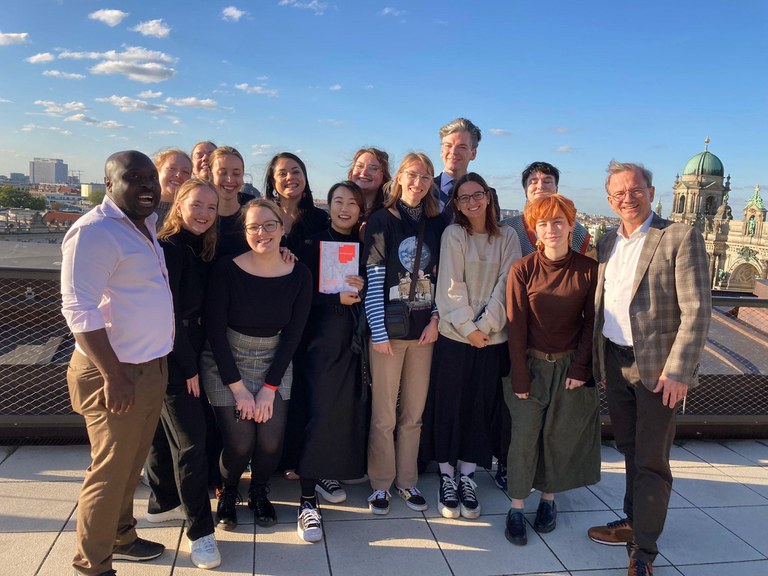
[587,161,711,576]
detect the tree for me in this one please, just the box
[0,186,46,210]
[88,189,106,206]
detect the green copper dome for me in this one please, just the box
[683,139,724,177]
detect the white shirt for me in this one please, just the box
[602,211,654,346]
[61,195,174,364]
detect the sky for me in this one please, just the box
[0,0,766,216]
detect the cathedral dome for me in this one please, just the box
[683,139,724,177]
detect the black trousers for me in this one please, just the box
[604,340,677,565]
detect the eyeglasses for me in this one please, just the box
[455,190,487,205]
[608,188,648,202]
[353,162,381,174]
[403,170,432,185]
[245,220,280,234]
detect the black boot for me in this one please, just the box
[216,485,239,531]
[248,482,277,527]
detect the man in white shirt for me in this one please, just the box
[61,150,174,576]
[588,161,711,576]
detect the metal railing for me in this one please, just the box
[1,265,767,440]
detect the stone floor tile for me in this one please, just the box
[0,480,78,532]
[720,440,768,465]
[676,440,757,467]
[671,467,767,507]
[677,560,768,576]
[320,478,426,522]
[0,531,60,576]
[428,514,565,576]
[325,517,450,576]
[250,521,329,576]
[588,469,693,511]
[669,442,711,467]
[0,445,90,482]
[0,445,15,465]
[661,508,764,565]
[600,442,626,468]
[705,505,768,556]
[576,568,680,576]
[423,469,512,519]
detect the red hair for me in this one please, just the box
[524,194,577,231]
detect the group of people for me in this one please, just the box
[61,117,712,576]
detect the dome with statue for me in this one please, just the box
[682,138,725,177]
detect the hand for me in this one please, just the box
[345,275,365,292]
[597,379,606,389]
[515,392,529,400]
[418,318,439,345]
[467,330,490,349]
[254,386,276,422]
[229,380,257,420]
[653,375,688,409]
[372,341,394,356]
[186,373,200,397]
[340,291,361,306]
[104,372,135,415]
[565,377,585,390]
[279,247,297,263]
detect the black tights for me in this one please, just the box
[214,395,289,488]
[300,477,317,499]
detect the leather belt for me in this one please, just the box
[181,317,203,327]
[527,348,575,363]
[607,340,633,352]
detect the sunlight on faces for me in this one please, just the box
[329,186,362,234]
[525,171,558,202]
[212,154,244,206]
[440,130,476,176]
[244,205,282,254]
[192,142,216,178]
[398,161,433,207]
[159,152,192,196]
[607,169,654,232]
[454,181,489,222]
[535,209,573,252]
[350,152,384,193]
[177,184,218,236]
[273,157,306,201]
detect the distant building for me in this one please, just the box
[669,139,767,293]
[80,182,106,199]
[0,173,30,189]
[29,158,68,184]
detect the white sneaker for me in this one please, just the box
[315,479,347,503]
[146,505,186,523]
[188,533,221,569]
[297,501,323,542]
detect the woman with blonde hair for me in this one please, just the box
[363,152,446,514]
[347,147,391,219]
[153,148,192,228]
[145,178,221,569]
[208,145,256,258]
[504,194,600,546]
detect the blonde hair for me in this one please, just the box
[383,152,440,218]
[153,148,191,171]
[209,145,244,172]
[240,198,284,228]
[158,178,218,261]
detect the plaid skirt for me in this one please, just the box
[200,329,293,407]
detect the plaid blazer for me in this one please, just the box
[593,214,711,390]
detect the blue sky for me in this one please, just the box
[0,0,765,215]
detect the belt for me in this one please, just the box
[527,348,575,362]
[607,339,633,352]
[182,317,203,328]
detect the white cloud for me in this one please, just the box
[95,95,169,113]
[489,128,512,136]
[138,90,162,98]
[91,61,175,83]
[150,130,178,135]
[329,84,341,91]
[0,32,29,45]
[165,96,218,109]
[168,116,182,125]
[21,124,72,136]
[42,70,86,80]
[379,7,406,16]
[318,118,345,125]
[364,84,374,89]
[65,114,125,129]
[88,9,129,27]
[0,98,11,103]
[58,46,177,83]
[34,100,87,115]
[131,19,171,39]
[222,6,246,21]
[554,127,571,134]
[278,0,328,16]
[251,144,275,156]
[26,52,55,64]
[60,46,176,64]
[554,145,573,153]
[235,83,278,97]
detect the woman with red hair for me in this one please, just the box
[503,194,600,546]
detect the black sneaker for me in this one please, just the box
[316,479,347,503]
[297,501,323,542]
[215,485,240,531]
[494,463,507,491]
[438,474,460,519]
[113,537,164,561]
[367,489,391,515]
[505,510,527,546]
[248,483,277,527]
[533,499,557,533]
[458,474,481,519]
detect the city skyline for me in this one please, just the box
[0,1,765,216]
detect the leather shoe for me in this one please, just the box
[533,499,556,533]
[628,558,653,575]
[588,517,633,545]
[112,537,164,561]
[504,510,527,545]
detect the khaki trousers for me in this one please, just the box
[367,338,434,491]
[67,349,167,576]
